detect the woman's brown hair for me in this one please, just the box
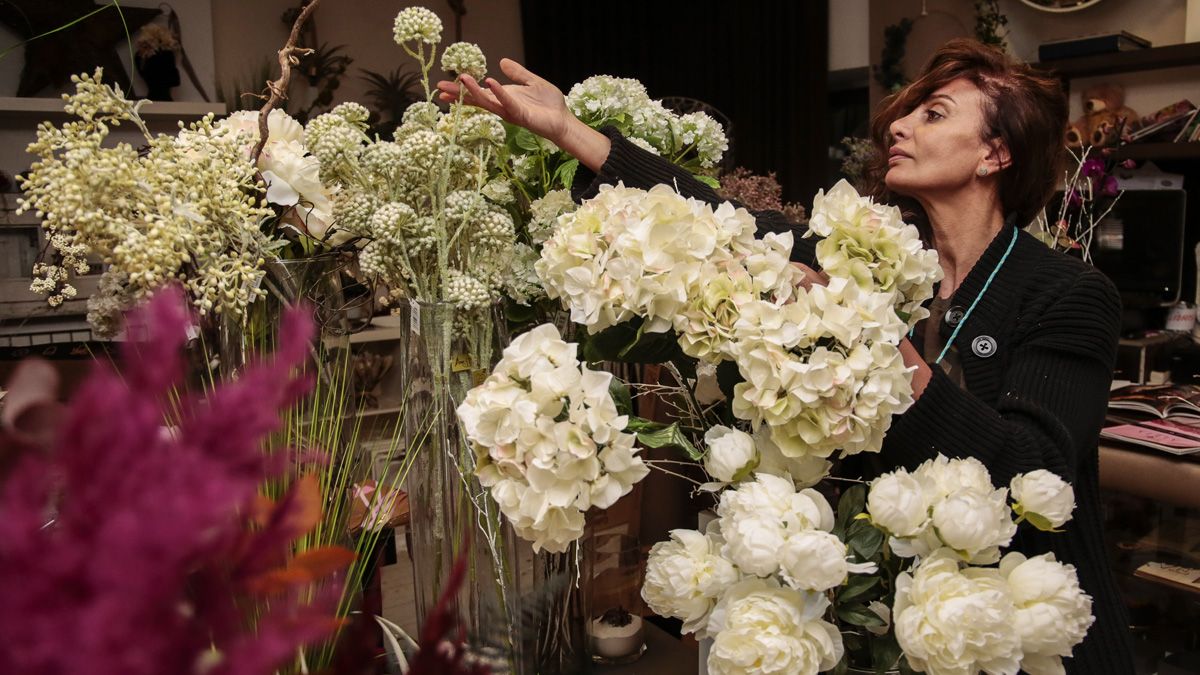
[864,38,1068,231]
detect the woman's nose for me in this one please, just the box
[889,116,910,141]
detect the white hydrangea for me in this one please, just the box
[456,323,649,553]
[440,41,487,80]
[527,189,576,244]
[807,179,943,327]
[705,578,844,674]
[566,75,652,124]
[536,183,757,334]
[393,6,442,45]
[671,111,729,168]
[893,549,1023,675]
[642,528,741,635]
[1000,552,1095,675]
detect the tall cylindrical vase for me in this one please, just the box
[526,543,590,674]
[400,299,529,672]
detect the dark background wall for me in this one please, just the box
[520,0,830,205]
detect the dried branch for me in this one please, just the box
[252,0,323,164]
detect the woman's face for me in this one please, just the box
[884,78,998,198]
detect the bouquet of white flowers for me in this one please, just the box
[305,7,518,314]
[643,454,1093,675]
[456,323,650,553]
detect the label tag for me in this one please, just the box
[451,353,473,372]
[410,307,420,336]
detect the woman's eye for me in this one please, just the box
[925,109,944,122]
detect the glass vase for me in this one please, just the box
[400,299,529,672]
[525,542,590,674]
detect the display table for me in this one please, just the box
[594,621,698,674]
[1098,442,1200,509]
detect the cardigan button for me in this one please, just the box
[971,335,997,358]
[945,306,965,326]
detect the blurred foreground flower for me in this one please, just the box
[0,287,353,675]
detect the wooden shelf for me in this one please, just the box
[1114,142,1200,161]
[1033,42,1200,79]
[0,97,226,121]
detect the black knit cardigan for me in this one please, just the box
[573,128,1137,674]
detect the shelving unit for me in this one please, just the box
[1033,42,1200,79]
[0,97,226,121]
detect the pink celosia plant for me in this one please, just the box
[0,287,351,675]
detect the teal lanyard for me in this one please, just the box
[933,226,1019,365]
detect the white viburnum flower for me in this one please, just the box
[393,6,442,45]
[1011,469,1076,530]
[705,578,843,674]
[1000,552,1095,675]
[641,528,740,635]
[703,425,759,483]
[893,549,1023,675]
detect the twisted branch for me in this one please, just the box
[251,0,323,164]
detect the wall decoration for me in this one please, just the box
[0,0,160,97]
[1018,0,1105,12]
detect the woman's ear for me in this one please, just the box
[984,138,1012,173]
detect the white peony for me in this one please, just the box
[642,529,740,635]
[703,425,759,483]
[1000,552,1095,675]
[705,578,843,675]
[893,549,1023,675]
[930,488,1018,565]
[912,454,994,500]
[778,530,852,592]
[867,467,932,538]
[1011,469,1076,530]
[716,474,834,576]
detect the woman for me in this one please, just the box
[439,39,1135,672]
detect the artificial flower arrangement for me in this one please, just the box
[458,177,1095,674]
[20,71,278,333]
[299,7,518,318]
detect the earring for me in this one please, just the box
[977,167,989,176]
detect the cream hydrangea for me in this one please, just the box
[807,179,943,327]
[536,183,757,333]
[893,549,1023,675]
[456,323,649,552]
[1000,552,1094,675]
[705,578,844,675]
[642,528,741,634]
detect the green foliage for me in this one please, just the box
[628,420,703,461]
[874,18,913,94]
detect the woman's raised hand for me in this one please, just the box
[436,58,612,172]
[436,58,572,146]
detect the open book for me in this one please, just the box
[1108,383,1200,420]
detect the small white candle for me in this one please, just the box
[589,612,644,659]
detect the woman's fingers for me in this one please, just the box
[791,262,828,289]
[458,75,505,115]
[499,57,540,86]
[485,77,523,116]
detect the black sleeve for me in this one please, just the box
[571,126,818,266]
[882,269,1121,486]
